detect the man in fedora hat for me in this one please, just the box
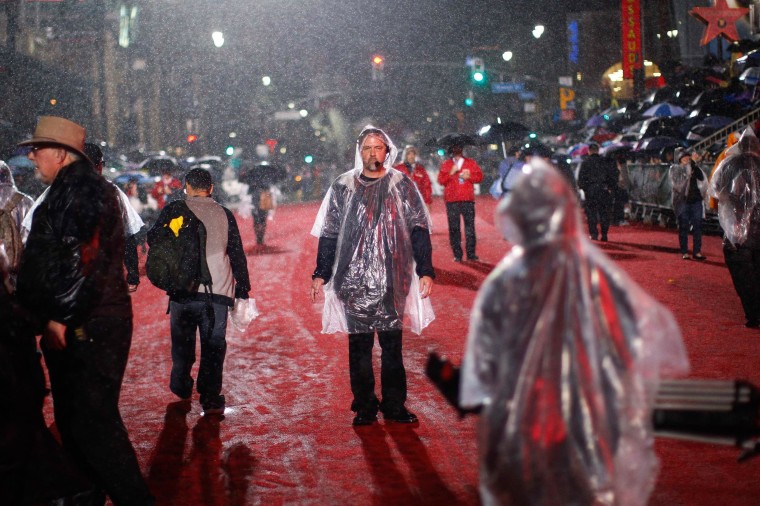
[15,116,153,505]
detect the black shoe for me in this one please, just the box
[383,408,418,424]
[453,257,462,263]
[352,412,378,426]
[467,255,480,261]
[201,394,225,415]
[745,319,760,329]
[590,235,598,241]
[170,383,192,401]
[600,235,608,242]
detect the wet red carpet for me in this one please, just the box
[44,196,760,505]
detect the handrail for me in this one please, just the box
[691,106,760,153]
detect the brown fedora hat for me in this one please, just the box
[18,116,90,161]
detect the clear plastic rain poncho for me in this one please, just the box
[0,162,33,244]
[668,160,707,217]
[311,126,434,334]
[709,127,760,247]
[460,162,689,506]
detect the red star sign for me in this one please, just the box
[690,0,749,46]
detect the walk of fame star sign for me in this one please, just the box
[690,0,749,46]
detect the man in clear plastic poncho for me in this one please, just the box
[310,126,435,426]
[708,127,760,327]
[460,161,689,505]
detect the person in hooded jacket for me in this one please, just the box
[669,148,707,260]
[460,161,689,506]
[394,145,432,207]
[310,126,435,426]
[0,161,33,289]
[709,127,760,328]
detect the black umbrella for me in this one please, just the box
[243,161,286,187]
[476,121,530,143]
[603,144,633,159]
[426,133,485,149]
[138,156,180,177]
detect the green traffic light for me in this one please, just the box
[304,155,314,163]
[472,71,485,82]
[464,97,474,107]
[225,146,234,156]
[437,148,445,157]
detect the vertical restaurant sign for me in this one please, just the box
[622,0,642,80]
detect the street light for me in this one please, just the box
[299,109,308,118]
[502,51,513,62]
[532,25,544,39]
[212,31,224,48]
[262,76,271,86]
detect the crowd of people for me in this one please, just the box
[2,113,759,505]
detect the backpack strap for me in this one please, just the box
[177,200,213,293]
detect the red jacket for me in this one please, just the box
[437,157,483,202]
[151,177,182,209]
[394,163,433,204]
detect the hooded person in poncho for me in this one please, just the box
[0,162,33,290]
[709,127,760,327]
[460,161,689,506]
[310,125,435,426]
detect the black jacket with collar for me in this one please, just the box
[17,160,131,327]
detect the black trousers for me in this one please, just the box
[42,316,153,506]
[348,330,406,414]
[724,243,760,321]
[252,208,268,245]
[584,193,613,238]
[445,201,477,259]
[170,300,228,407]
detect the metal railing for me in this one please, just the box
[690,105,760,153]
[624,162,721,232]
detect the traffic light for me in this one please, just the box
[187,134,198,144]
[371,54,385,81]
[464,90,474,107]
[470,57,486,85]
[225,145,234,156]
[304,154,314,164]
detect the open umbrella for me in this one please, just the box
[634,135,681,153]
[138,155,180,177]
[740,67,760,87]
[242,161,286,187]
[568,143,590,158]
[643,102,687,118]
[602,144,633,159]
[686,124,719,142]
[476,121,530,143]
[426,133,485,149]
[6,154,34,169]
[585,114,608,128]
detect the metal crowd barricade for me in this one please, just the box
[623,162,720,232]
[654,379,760,461]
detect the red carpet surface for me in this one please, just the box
[45,196,760,505]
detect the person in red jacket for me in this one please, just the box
[151,168,182,210]
[395,145,433,206]
[437,143,483,262]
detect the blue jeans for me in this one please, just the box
[677,201,703,254]
[169,300,228,406]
